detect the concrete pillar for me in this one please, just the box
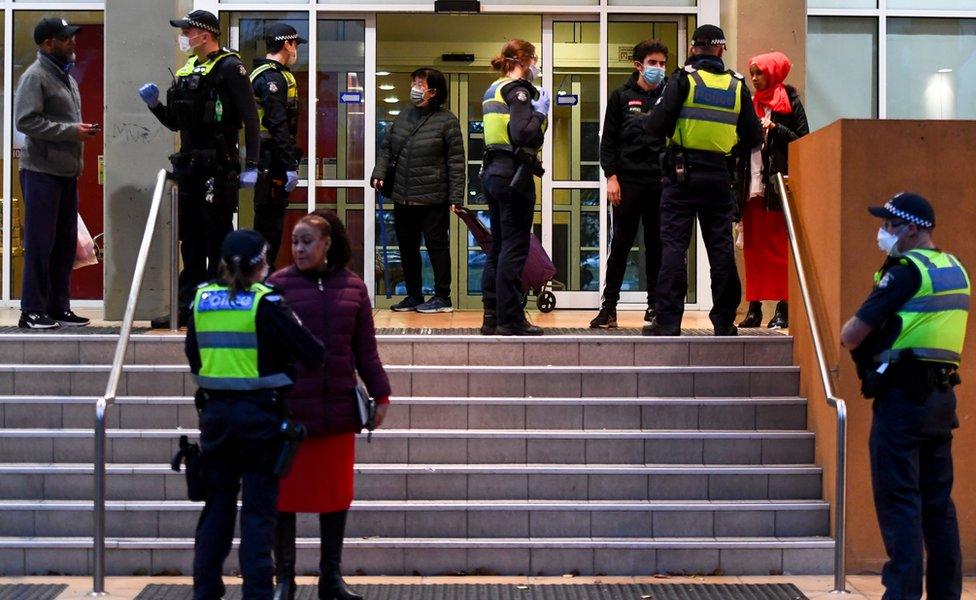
[721,0,807,97]
[103,0,193,320]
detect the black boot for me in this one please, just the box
[480,310,496,336]
[274,512,298,600]
[737,301,762,328]
[318,511,362,600]
[767,301,788,329]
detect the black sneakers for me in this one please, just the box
[641,318,680,336]
[496,320,544,336]
[644,308,656,323]
[19,311,60,330]
[480,310,496,336]
[52,310,90,327]
[589,308,618,329]
[390,296,424,312]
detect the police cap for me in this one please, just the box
[170,10,220,36]
[34,17,81,45]
[868,192,935,229]
[691,24,726,47]
[222,230,269,267]
[265,23,307,45]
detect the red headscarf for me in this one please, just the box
[749,51,792,118]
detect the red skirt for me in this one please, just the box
[277,433,356,513]
[742,196,789,302]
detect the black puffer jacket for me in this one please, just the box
[372,104,465,205]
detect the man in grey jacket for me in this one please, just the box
[13,17,98,329]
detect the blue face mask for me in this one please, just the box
[642,65,666,86]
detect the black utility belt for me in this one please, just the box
[197,388,280,406]
[876,360,960,389]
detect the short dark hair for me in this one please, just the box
[266,38,286,53]
[632,39,669,63]
[410,67,448,107]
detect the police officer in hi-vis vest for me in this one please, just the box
[251,23,305,270]
[479,39,550,336]
[643,25,762,336]
[185,229,324,599]
[842,193,969,600]
[139,10,262,329]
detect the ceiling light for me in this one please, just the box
[379,84,395,91]
[938,68,953,73]
[376,71,391,77]
[389,110,401,116]
[384,96,399,104]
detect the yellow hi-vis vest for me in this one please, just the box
[670,67,742,155]
[249,62,299,135]
[191,282,292,391]
[874,248,971,367]
[482,77,547,149]
[175,48,240,78]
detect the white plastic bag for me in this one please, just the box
[74,213,98,270]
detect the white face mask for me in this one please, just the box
[877,226,904,256]
[178,33,205,53]
[526,64,542,82]
[410,86,426,106]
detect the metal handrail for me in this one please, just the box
[93,169,178,595]
[774,173,848,594]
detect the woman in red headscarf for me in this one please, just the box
[736,51,809,329]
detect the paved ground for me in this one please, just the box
[6,575,976,600]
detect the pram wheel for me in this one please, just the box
[537,291,556,313]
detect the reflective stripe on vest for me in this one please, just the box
[671,69,741,155]
[482,77,516,148]
[250,63,299,134]
[881,249,971,367]
[175,49,240,78]
[192,282,293,391]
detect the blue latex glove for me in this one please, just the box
[531,87,551,115]
[138,83,160,108]
[285,171,300,193]
[240,168,259,189]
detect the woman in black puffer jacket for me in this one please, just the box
[370,67,465,314]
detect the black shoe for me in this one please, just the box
[644,308,656,323]
[391,296,424,312]
[496,321,543,336]
[480,310,497,336]
[767,301,788,329]
[150,311,187,329]
[738,301,762,328]
[18,311,60,330]
[274,512,297,600]
[274,579,297,600]
[641,319,680,336]
[714,324,738,336]
[51,310,90,328]
[318,573,363,600]
[589,307,617,329]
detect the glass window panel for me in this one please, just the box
[13,11,103,301]
[553,22,599,182]
[552,189,600,292]
[317,20,365,181]
[887,18,976,120]
[232,13,311,179]
[889,0,976,8]
[608,20,682,91]
[610,0,694,7]
[808,0,875,7]
[806,16,877,131]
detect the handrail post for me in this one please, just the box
[775,173,849,594]
[170,185,179,333]
[92,169,172,596]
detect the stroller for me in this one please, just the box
[451,205,563,312]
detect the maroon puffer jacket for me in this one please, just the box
[268,264,391,437]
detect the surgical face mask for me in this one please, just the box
[877,226,905,256]
[643,65,666,86]
[410,86,427,106]
[178,33,204,53]
[286,46,299,67]
[526,64,541,82]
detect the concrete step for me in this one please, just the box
[0,395,808,431]
[0,499,830,539]
[0,463,824,502]
[0,535,834,576]
[0,364,800,398]
[0,333,793,368]
[0,429,816,465]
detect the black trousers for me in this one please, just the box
[20,170,78,314]
[177,170,238,310]
[193,396,281,600]
[393,202,452,300]
[481,174,535,327]
[654,171,741,329]
[870,384,961,600]
[602,178,662,309]
[252,149,291,271]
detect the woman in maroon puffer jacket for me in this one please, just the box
[268,210,391,600]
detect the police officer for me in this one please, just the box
[842,193,969,600]
[139,10,262,329]
[479,39,549,336]
[590,39,669,329]
[185,229,325,600]
[251,23,305,270]
[643,24,762,336]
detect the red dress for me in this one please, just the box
[743,195,789,302]
[278,434,356,513]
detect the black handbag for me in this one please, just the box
[355,379,378,442]
[380,112,433,199]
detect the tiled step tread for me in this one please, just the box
[0,428,816,438]
[0,395,809,404]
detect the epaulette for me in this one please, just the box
[729,70,745,80]
[682,65,697,74]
